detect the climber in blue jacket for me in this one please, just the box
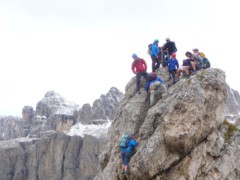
[145,76,164,92]
[150,39,160,72]
[120,134,138,175]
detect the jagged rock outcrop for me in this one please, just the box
[78,103,94,124]
[22,106,35,123]
[78,87,123,124]
[93,87,124,120]
[0,132,103,180]
[95,68,240,180]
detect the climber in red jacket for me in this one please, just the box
[131,53,148,94]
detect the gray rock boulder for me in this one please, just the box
[95,68,240,180]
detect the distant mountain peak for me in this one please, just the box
[36,91,79,117]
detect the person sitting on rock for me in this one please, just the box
[177,55,196,79]
[192,48,203,63]
[186,51,202,71]
[166,53,179,84]
[145,73,167,106]
[120,133,138,175]
[131,53,148,94]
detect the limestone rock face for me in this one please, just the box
[0,116,25,141]
[78,87,123,124]
[93,87,124,120]
[95,68,240,180]
[0,132,103,180]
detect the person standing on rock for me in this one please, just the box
[162,37,177,67]
[120,133,138,175]
[166,52,179,84]
[131,53,148,94]
[150,39,161,72]
[162,37,177,56]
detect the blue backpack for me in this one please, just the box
[119,134,131,148]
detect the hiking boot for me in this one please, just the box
[121,170,125,174]
[124,171,129,175]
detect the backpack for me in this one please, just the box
[147,44,152,55]
[119,134,131,149]
[147,72,157,81]
[202,58,211,69]
[199,52,205,59]
[172,41,177,53]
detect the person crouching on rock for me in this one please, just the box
[120,134,138,175]
[145,73,167,106]
[131,53,148,94]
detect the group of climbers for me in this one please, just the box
[131,53,166,107]
[149,38,178,72]
[177,49,211,79]
[132,38,211,91]
[121,38,211,176]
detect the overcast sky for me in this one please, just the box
[0,0,239,116]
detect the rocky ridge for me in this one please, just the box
[95,68,240,180]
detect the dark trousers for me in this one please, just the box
[121,151,132,166]
[169,69,177,83]
[136,72,148,92]
[151,56,160,72]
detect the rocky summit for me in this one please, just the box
[95,68,240,180]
